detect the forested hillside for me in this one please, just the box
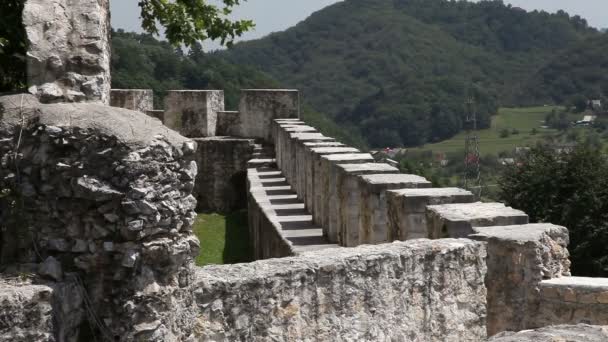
[217,0,601,147]
[518,34,608,106]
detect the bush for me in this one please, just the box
[500,144,608,277]
[499,128,510,138]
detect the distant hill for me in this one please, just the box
[217,0,600,147]
[517,34,608,106]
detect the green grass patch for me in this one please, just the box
[192,210,252,266]
[413,106,563,155]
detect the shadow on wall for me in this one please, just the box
[223,210,252,264]
[227,171,248,213]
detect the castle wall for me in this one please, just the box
[164,90,224,138]
[23,0,111,104]
[193,137,255,212]
[195,239,488,341]
[240,90,300,142]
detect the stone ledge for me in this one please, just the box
[488,324,608,342]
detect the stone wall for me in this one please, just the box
[194,239,488,341]
[0,94,199,341]
[110,89,154,113]
[23,0,111,104]
[193,137,255,212]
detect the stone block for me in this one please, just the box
[358,174,432,245]
[110,89,154,113]
[216,111,243,136]
[302,142,346,211]
[0,280,55,342]
[426,202,529,239]
[535,277,608,327]
[387,188,475,241]
[24,0,111,103]
[470,223,571,336]
[164,90,224,137]
[296,146,359,207]
[240,89,300,142]
[335,163,400,246]
[313,153,374,237]
[281,126,318,182]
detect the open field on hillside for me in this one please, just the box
[413,106,564,156]
[193,211,251,266]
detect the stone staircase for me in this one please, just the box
[248,143,339,254]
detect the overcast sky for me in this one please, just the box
[110,0,608,50]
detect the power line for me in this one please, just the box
[463,96,482,199]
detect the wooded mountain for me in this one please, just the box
[517,34,608,106]
[216,0,602,147]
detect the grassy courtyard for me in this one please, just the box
[192,210,252,266]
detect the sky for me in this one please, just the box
[110,0,608,50]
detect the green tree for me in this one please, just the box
[0,0,26,92]
[499,144,608,277]
[138,0,254,47]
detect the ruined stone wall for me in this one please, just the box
[195,239,488,341]
[0,94,199,341]
[193,137,255,212]
[23,0,111,104]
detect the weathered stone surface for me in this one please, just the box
[193,137,255,212]
[39,256,63,281]
[195,239,487,341]
[535,277,608,327]
[358,174,433,245]
[314,153,374,234]
[216,110,242,136]
[488,324,608,342]
[0,94,199,340]
[23,0,111,104]
[110,89,154,113]
[427,202,529,239]
[240,90,299,142]
[387,188,475,241]
[164,90,224,137]
[471,224,571,336]
[0,280,55,342]
[335,163,401,246]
